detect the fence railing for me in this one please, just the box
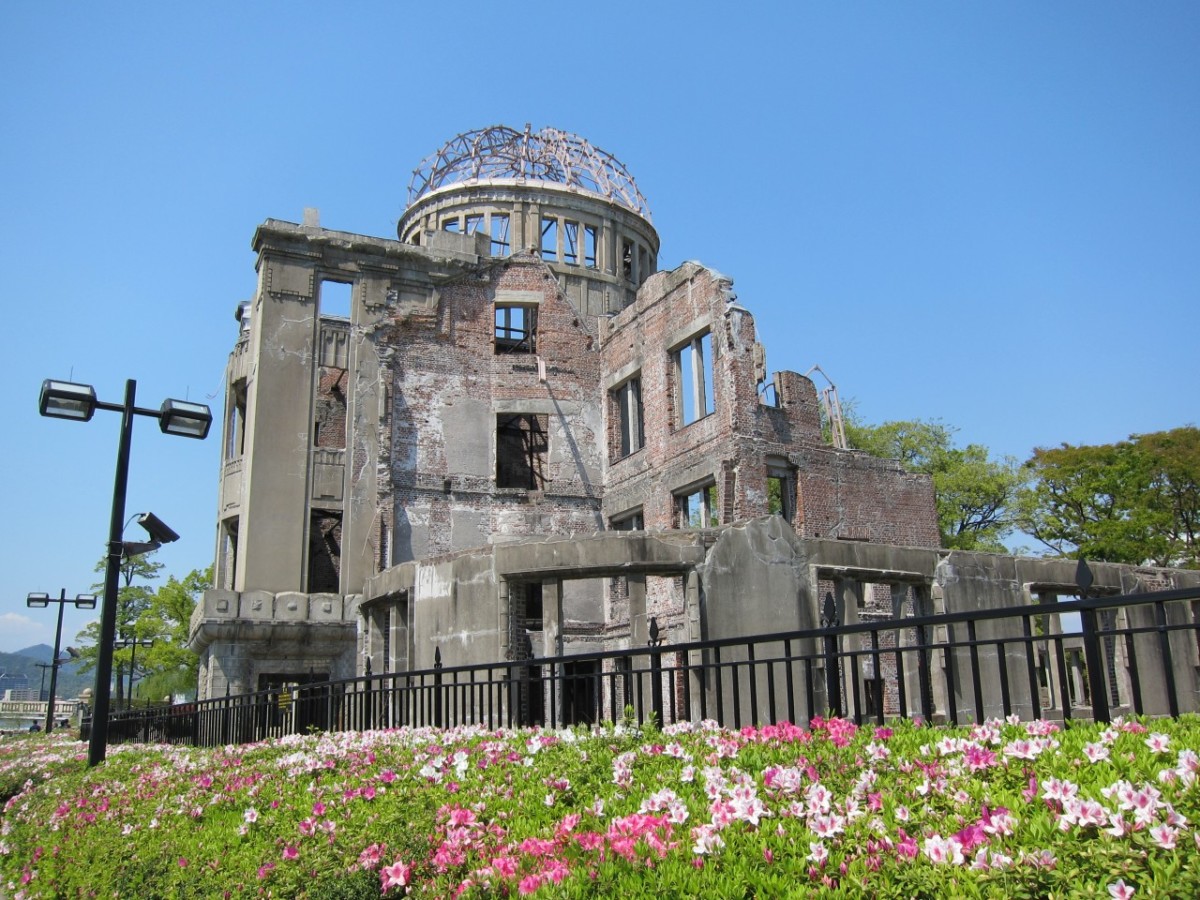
[101,577,1200,748]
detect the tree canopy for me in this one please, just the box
[844,417,1023,553]
[1015,426,1200,567]
[75,556,211,704]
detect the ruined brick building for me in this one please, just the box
[190,126,1199,723]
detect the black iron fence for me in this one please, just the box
[101,577,1200,748]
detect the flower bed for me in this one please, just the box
[1,714,1198,898]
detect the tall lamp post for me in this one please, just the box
[26,590,96,733]
[113,635,154,709]
[39,379,211,766]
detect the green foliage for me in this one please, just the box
[74,558,211,704]
[306,869,384,900]
[1016,427,1200,566]
[844,417,1024,552]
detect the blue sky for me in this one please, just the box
[2,3,1197,653]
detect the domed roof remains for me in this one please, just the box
[407,124,652,220]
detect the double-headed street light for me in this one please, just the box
[38,378,211,766]
[26,590,96,733]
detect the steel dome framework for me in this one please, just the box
[407,125,652,220]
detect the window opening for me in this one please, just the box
[490,214,510,256]
[443,217,460,233]
[622,239,634,281]
[541,217,558,261]
[612,377,643,459]
[677,483,718,528]
[494,304,537,354]
[584,225,598,268]
[319,281,352,319]
[610,509,644,531]
[767,458,794,520]
[465,214,485,235]
[525,583,544,631]
[313,366,347,448]
[675,331,715,425]
[225,378,247,459]
[220,518,239,590]
[496,414,548,489]
[308,510,343,593]
[562,221,578,265]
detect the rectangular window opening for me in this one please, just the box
[526,583,544,632]
[675,331,715,425]
[494,304,537,354]
[562,221,578,265]
[490,214,510,256]
[220,517,239,590]
[622,239,634,281]
[496,413,548,489]
[314,366,348,448]
[319,281,352,320]
[610,509,644,531]
[541,217,558,261]
[225,378,247,459]
[584,225,598,268]
[443,217,460,233]
[307,510,343,593]
[767,460,794,521]
[612,376,644,459]
[465,214,485,235]
[677,483,718,528]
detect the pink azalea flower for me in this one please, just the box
[282,845,298,861]
[1108,879,1136,899]
[518,874,542,895]
[1145,733,1171,754]
[492,855,519,878]
[381,859,413,890]
[922,835,964,865]
[1150,824,1177,850]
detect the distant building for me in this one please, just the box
[190,126,1200,724]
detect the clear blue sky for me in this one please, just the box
[2,3,1197,653]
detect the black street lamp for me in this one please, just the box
[39,378,211,765]
[113,635,154,709]
[26,590,96,733]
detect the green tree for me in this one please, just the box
[845,418,1023,553]
[74,553,164,705]
[1016,426,1200,567]
[134,566,211,702]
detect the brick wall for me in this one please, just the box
[600,262,940,548]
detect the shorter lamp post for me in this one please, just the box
[39,378,211,765]
[113,636,154,709]
[26,590,97,733]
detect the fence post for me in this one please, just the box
[1076,560,1111,724]
[648,617,664,725]
[364,655,374,732]
[821,593,842,718]
[434,647,444,728]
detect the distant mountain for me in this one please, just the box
[13,644,53,662]
[0,649,91,699]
